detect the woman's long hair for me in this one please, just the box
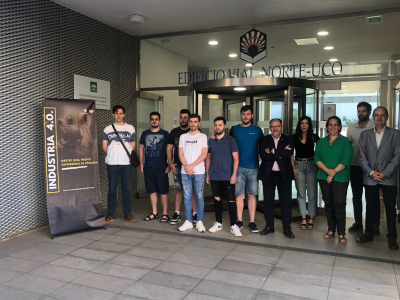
[294,116,314,142]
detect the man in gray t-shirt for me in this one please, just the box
[346,102,379,234]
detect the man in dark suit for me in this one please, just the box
[258,118,295,238]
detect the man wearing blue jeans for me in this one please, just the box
[178,114,208,232]
[102,105,136,223]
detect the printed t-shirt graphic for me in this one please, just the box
[178,132,208,175]
[139,129,169,169]
[102,123,136,165]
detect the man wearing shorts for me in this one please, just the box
[167,109,197,225]
[229,105,264,233]
[206,117,241,236]
[139,112,170,223]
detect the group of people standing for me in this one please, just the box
[102,101,400,250]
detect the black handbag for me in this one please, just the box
[112,124,140,167]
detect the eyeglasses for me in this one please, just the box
[150,118,159,121]
[270,125,282,129]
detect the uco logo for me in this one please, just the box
[90,81,97,93]
[240,29,267,65]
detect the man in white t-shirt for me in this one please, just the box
[102,105,136,223]
[347,101,378,234]
[178,114,208,232]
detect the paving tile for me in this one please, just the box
[109,254,163,269]
[224,251,278,267]
[328,287,399,300]
[11,247,63,263]
[114,229,154,239]
[268,268,331,287]
[232,245,283,258]
[205,269,266,289]
[69,248,119,261]
[155,261,212,279]
[72,272,134,293]
[184,292,228,300]
[73,231,109,241]
[274,258,333,275]
[335,257,395,274]
[336,245,393,260]
[242,233,290,247]
[126,246,175,260]
[333,266,397,285]
[2,274,66,295]
[103,228,122,235]
[52,236,94,247]
[50,256,105,271]
[28,264,86,282]
[0,268,22,284]
[0,257,43,273]
[168,252,222,268]
[30,242,79,255]
[150,233,194,245]
[92,263,149,281]
[140,270,200,291]
[216,259,273,277]
[100,235,145,246]
[187,239,236,251]
[0,286,43,300]
[84,241,132,253]
[122,281,188,300]
[280,250,335,265]
[49,283,115,300]
[112,295,143,300]
[262,277,329,300]
[193,280,259,300]
[256,290,314,300]
[138,239,185,252]
[180,245,230,259]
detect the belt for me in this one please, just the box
[295,157,314,162]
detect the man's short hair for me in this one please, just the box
[240,105,253,114]
[373,106,389,116]
[357,102,372,112]
[112,105,125,114]
[269,118,283,125]
[189,114,201,122]
[214,116,226,125]
[180,109,190,116]
[150,111,160,119]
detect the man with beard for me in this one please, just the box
[167,109,197,225]
[139,112,171,222]
[258,118,295,238]
[346,102,378,234]
[206,117,241,236]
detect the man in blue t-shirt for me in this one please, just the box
[139,112,170,223]
[229,105,264,233]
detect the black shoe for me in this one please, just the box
[388,238,399,250]
[356,233,373,243]
[192,214,197,225]
[284,229,295,239]
[248,222,259,233]
[348,223,363,232]
[236,221,243,230]
[170,212,181,225]
[373,225,380,236]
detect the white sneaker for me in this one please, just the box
[230,224,242,237]
[208,222,223,233]
[196,221,206,233]
[178,220,193,232]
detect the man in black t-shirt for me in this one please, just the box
[167,109,197,225]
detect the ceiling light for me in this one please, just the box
[318,31,329,36]
[129,15,145,24]
[333,68,341,71]
[208,41,218,45]
[229,54,237,57]
[324,46,334,50]
[259,72,264,74]
[280,63,291,66]
[234,87,246,91]
[245,63,252,67]
[329,58,338,62]
[294,38,319,46]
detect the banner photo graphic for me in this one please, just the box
[42,98,105,237]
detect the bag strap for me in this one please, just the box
[112,124,131,158]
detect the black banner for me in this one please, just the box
[42,98,105,237]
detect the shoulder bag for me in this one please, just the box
[112,124,140,167]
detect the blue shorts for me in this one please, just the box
[235,167,259,196]
[173,170,183,191]
[144,167,169,195]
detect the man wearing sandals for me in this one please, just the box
[139,112,171,223]
[102,105,136,223]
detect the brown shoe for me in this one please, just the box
[284,229,295,239]
[356,233,373,243]
[260,227,275,235]
[105,216,115,223]
[125,214,135,222]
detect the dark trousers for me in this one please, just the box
[319,180,348,235]
[107,164,132,217]
[364,184,398,238]
[350,165,380,226]
[262,171,292,230]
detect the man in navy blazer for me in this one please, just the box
[258,118,295,239]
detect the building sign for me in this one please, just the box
[178,61,342,84]
[240,29,267,65]
[322,104,336,121]
[74,75,110,110]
